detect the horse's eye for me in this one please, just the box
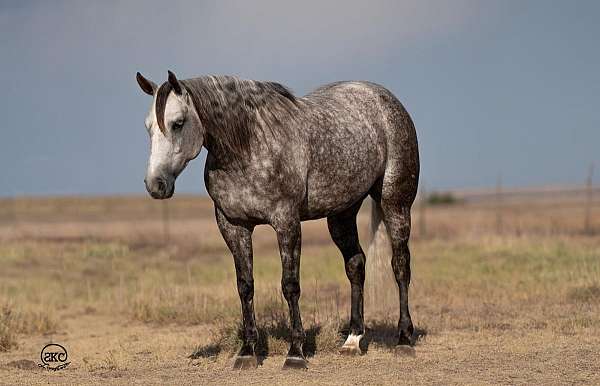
[172,120,184,131]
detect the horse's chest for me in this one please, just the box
[205,163,303,224]
[206,175,268,222]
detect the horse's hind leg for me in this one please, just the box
[380,197,415,346]
[327,202,366,355]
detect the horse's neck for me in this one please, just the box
[203,123,297,173]
[203,134,238,168]
[187,77,305,170]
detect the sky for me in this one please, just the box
[0,0,599,197]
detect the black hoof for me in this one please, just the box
[233,355,258,370]
[282,356,308,370]
[394,345,416,357]
[397,333,414,347]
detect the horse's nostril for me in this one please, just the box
[156,179,166,193]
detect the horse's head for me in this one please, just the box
[136,71,204,199]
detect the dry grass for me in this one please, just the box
[0,305,17,352]
[0,303,57,352]
[0,193,599,384]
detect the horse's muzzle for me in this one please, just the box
[144,176,174,199]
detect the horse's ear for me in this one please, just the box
[136,72,157,96]
[168,70,183,95]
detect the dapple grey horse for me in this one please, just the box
[136,71,419,369]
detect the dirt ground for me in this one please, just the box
[2,314,600,385]
[0,194,599,385]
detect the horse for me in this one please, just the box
[136,71,419,369]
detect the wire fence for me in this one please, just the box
[414,181,599,238]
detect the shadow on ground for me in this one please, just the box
[360,320,427,353]
[189,319,427,360]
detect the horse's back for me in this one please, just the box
[304,80,417,154]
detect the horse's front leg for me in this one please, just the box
[274,218,307,370]
[215,208,258,369]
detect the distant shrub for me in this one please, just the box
[568,285,600,304]
[425,192,460,206]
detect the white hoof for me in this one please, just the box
[339,333,363,355]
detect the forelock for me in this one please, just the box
[155,82,173,134]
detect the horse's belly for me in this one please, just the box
[302,183,372,220]
[302,139,385,219]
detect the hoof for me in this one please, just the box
[394,345,416,357]
[282,356,308,370]
[398,333,414,347]
[339,345,361,356]
[339,333,363,356]
[233,355,258,370]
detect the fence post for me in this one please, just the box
[584,163,594,235]
[7,196,16,224]
[8,192,18,231]
[496,174,503,235]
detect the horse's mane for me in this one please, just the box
[155,76,298,162]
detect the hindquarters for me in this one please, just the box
[306,80,419,207]
[366,85,419,346]
[368,84,419,206]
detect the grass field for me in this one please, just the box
[0,191,599,385]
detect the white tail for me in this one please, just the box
[365,199,397,314]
